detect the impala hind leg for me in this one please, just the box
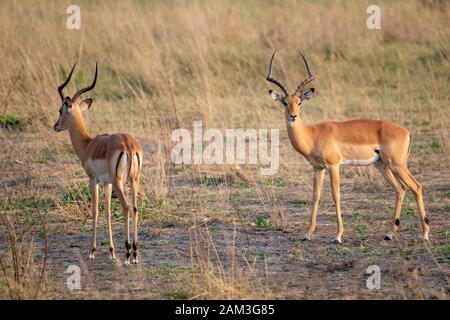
[113,179,132,264]
[130,178,140,264]
[391,165,430,240]
[329,165,344,244]
[303,168,325,241]
[89,180,99,259]
[105,183,116,259]
[374,163,406,240]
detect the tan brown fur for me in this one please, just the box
[85,133,141,162]
[54,65,144,263]
[267,52,429,243]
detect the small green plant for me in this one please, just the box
[0,113,20,131]
[156,198,166,209]
[254,216,270,229]
[99,201,118,213]
[60,184,91,205]
[4,197,55,212]
[439,230,449,240]
[352,211,362,222]
[162,290,190,299]
[258,251,267,259]
[359,245,379,255]
[113,211,124,221]
[403,207,415,215]
[146,263,192,279]
[325,246,351,257]
[290,199,308,206]
[227,211,240,218]
[260,177,285,187]
[439,245,450,256]
[35,148,56,164]
[429,140,440,153]
[100,240,108,247]
[78,225,88,236]
[355,225,368,234]
[398,247,414,260]
[143,197,166,210]
[237,181,251,189]
[25,215,37,226]
[387,200,414,215]
[202,175,226,186]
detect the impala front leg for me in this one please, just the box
[303,168,325,241]
[329,165,344,244]
[89,180,99,259]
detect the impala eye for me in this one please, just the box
[282,101,288,107]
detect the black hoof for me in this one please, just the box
[384,235,392,240]
[332,239,342,245]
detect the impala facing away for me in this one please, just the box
[54,63,143,264]
[267,51,429,243]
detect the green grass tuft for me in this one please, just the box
[0,113,21,131]
[60,184,91,205]
[254,216,270,229]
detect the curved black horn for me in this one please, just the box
[300,52,313,78]
[71,62,98,103]
[294,52,315,96]
[57,64,76,101]
[266,51,288,96]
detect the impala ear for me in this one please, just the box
[269,90,283,101]
[301,88,315,101]
[79,98,93,110]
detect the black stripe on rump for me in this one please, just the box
[116,152,124,177]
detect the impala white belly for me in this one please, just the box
[84,159,111,183]
[97,173,111,183]
[341,153,380,166]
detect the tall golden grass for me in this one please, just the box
[0,0,448,135]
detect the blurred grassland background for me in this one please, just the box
[1,0,448,137]
[0,0,449,299]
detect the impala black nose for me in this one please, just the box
[290,114,297,120]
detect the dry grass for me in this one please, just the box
[0,0,449,299]
[0,212,48,299]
